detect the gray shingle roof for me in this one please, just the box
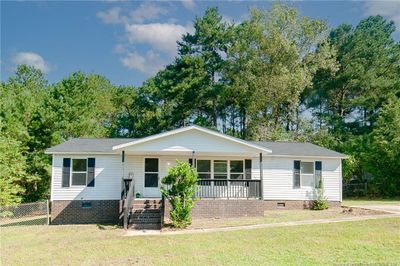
[251,141,346,158]
[46,137,346,158]
[45,138,136,153]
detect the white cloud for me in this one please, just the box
[97,3,191,74]
[129,3,168,23]
[96,7,127,24]
[181,0,195,10]
[12,52,50,73]
[114,43,128,54]
[364,1,400,32]
[125,23,190,55]
[120,50,165,75]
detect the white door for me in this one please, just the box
[143,158,161,198]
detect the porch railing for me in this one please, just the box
[196,179,261,199]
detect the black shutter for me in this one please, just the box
[315,161,322,188]
[87,158,95,187]
[62,158,71,188]
[245,159,252,179]
[293,160,301,188]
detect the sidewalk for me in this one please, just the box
[124,212,400,237]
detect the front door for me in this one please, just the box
[143,158,161,198]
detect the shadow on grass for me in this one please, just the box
[0,217,47,227]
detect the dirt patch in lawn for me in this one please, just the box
[162,207,387,231]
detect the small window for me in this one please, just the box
[214,161,227,179]
[300,162,314,187]
[145,158,158,188]
[197,160,211,179]
[71,159,87,186]
[230,160,244,179]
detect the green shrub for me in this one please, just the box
[161,161,198,228]
[312,186,329,210]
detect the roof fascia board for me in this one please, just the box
[265,154,348,159]
[44,151,118,155]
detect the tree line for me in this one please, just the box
[1,4,399,205]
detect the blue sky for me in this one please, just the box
[1,1,400,86]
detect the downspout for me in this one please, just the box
[122,150,125,178]
[259,153,263,200]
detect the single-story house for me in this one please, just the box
[45,125,347,228]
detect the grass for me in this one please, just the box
[1,217,399,265]
[343,198,400,206]
[185,207,384,229]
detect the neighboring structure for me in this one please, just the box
[46,125,346,227]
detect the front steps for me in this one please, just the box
[129,199,163,230]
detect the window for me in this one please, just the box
[214,160,227,179]
[197,160,211,179]
[300,161,314,187]
[230,160,244,179]
[81,201,92,208]
[71,159,87,186]
[145,158,158,187]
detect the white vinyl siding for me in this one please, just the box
[51,154,341,202]
[252,157,341,201]
[51,155,123,201]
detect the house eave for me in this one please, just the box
[265,154,348,159]
[44,151,118,155]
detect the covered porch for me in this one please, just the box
[120,151,264,200]
[115,126,271,201]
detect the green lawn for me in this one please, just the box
[186,207,384,229]
[343,198,400,206]
[1,217,399,265]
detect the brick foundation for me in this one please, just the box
[164,199,341,221]
[51,200,120,225]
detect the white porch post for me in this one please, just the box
[259,153,263,199]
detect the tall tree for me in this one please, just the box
[178,7,229,128]
[225,4,337,139]
[364,98,400,196]
[308,16,400,134]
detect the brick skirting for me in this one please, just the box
[164,199,342,221]
[51,200,120,225]
[51,199,341,225]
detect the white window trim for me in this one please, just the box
[230,159,245,179]
[70,158,88,187]
[197,159,211,178]
[144,157,159,188]
[194,159,247,180]
[300,161,315,189]
[213,160,228,179]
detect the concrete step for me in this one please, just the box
[131,205,162,210]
